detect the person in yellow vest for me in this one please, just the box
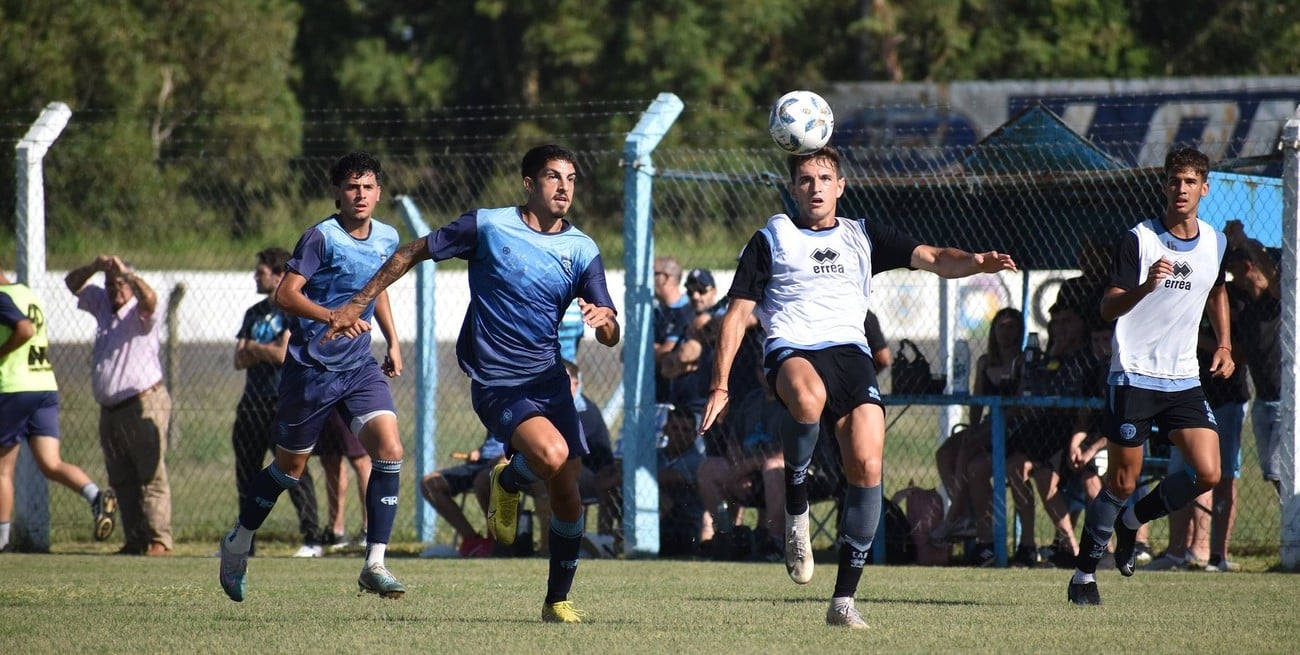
[0,270,116,551]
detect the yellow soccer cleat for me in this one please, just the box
[542,600,586,623]
[487,461,520,546]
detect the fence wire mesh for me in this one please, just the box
[9,98,1290,566]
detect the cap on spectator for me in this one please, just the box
[686,268,715,290]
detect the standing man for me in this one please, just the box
[66,255,172,556]
[0,270,116,550]
[324,144,620,623]
[218,151,406,602]
[231,247,323,558]
[700,145,1017,628]
[1067,147,1234,605]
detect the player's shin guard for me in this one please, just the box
[366,459,402,545]
[782,418,820,515]
[1134,469,1198,524]
[545,515,584,604]
[1075,488,1126,574]
[239,463,298,531]
[833,484,880,599]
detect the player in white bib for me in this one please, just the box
[701,146,1017,628]
[1067,147,1234,606]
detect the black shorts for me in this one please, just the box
[764,344,883,426]
[1102,385,1217,448]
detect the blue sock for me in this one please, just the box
[1075,488,1126,574]
[500,456,541,493]
[239,463,298,531]
[833,484,880,599]
[366,459,402,545]
[545,515,584,604]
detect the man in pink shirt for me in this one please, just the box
[66,254,173,556]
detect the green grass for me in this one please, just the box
[2,552,1298,653]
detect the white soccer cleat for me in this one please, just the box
[785,510,814,584]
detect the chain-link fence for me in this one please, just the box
[12,97,1292,566]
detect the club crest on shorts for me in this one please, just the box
[500,408,513,426]
[1119,423,1138,441]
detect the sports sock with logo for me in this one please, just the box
[366,459,402,546]
[1074,488,1125,574]
[545,515,584,604]
[782,418,820,515]
[833,483,880,599]
[500,455,540,494]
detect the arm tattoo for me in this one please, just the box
[350,238,425,308]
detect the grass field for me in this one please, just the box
[3,550,1298,654]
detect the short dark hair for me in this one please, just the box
[256,247,291,275]
[1164,147,1209,181]
[329,151,382,187]
[521,144,578,180]
[787,145,843,182]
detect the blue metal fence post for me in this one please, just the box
[621,93,684,556]
[394,195,438,542]
[990,402,1008,567]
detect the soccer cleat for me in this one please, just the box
[1112,518,1139,577]
[292,543,323,558]
[92,489,117,541]
[1144,553,1186,572]
[487,461,520,547]
[218,534,249,602]
[542,600,586,623]
[357,563,406,599]
[1067,580,1102,606]
[785,510,814,584]
[825,598,869,629]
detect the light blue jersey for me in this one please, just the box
[425,206,615,386]
[285,215,401,371]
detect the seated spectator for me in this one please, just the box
[1003,302,1099,567]
[418,432,505,558]
[931,307,1023,549]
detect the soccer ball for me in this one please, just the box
[768,90,834,155]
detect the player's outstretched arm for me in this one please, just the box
[910,245,1017,278]
[324,237,431,341]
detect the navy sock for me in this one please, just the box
[833,484,880,599]
[366,459,401,545]
[782,419,820,515]
[1135,470,1197,524]
[500,456,541,494]
[545,515,584,604]
[1075,488,1126,574]
[239,463,297,530]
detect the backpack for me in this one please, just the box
[892,339,945,394]
[892,483,951,566]
[866,497,916,565]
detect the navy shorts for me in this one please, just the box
[471,373,587,460]
[0,391,61,447]
[275,359,396,453]
[1103,385,1217,448]
[764,344,884,425]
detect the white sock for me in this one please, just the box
[1071,570,1095,584]
[82,482,100,505]
[0,521,10,549]
[366,542,387,567]
[226,523,255,553]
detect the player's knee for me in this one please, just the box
[1195,466,1221,490]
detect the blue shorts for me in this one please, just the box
[0,391,61,447]
[471,374,587,460]
[275,360,396,453]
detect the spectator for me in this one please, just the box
[1223,239,1282,496]
[1146,315,1249,572]
[1055,237,1112,331]
[1003,302,1099,567]
[230,246,323,558]
[930,307,1023,548]
[0,270,116,550]
[652,256,694,404]
[65,255,172,556]
[316,408,372,553]
[418,432,504,559]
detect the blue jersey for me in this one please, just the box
[425,206,616,386]
[285,215,401,371]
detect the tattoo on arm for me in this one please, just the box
[351,239,424,308]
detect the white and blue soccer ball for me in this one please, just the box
[768,90,834,155]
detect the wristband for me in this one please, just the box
[710,388,729,395]
[1216,346,1231,352]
